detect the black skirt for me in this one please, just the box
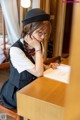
[0,80,18,109]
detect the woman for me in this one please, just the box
[0,8,58,109]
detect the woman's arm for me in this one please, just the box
[10,46,43,77]
[27,50,44,77]
[24,35,44,77]
[43,64,49,70]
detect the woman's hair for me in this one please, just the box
[21,21,51,38]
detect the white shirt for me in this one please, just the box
[10,39,44,73]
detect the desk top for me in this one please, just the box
[18,58,69,107]
[18,77,67,107]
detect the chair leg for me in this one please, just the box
[16,115,21,120]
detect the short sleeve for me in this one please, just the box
[10,47,35,73]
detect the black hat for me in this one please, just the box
[22,8,50,25]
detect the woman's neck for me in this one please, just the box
[24,39,33,49]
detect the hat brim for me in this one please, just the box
[22,14,50,25]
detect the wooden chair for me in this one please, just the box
[0,103,20,120]
[0,48,10,70]
[0,62,10,70]
[0,50,10,70]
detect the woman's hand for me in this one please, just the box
[49,63,59,69]
[24,35,41,50]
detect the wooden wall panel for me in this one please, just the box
[64,3,80,120]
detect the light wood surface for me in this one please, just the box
[17,58,69,120]
[17,78,67,120]
[18,77,67,107]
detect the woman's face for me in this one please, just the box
[31,22,50,42]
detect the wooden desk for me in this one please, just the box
[17,77,67,120]
[17,58,69,120]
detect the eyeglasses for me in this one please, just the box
[36,31,49,37]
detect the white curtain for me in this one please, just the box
[32,0,40,8]
[0,0,21,45]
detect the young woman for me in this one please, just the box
[0,8,59,109]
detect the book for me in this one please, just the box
[43,64,71,84]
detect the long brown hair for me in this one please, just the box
[21,21,51,58]
[21,21,51,38]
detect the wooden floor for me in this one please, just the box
[0,69,15,120]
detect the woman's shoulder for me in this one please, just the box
[11,39,21,47]
[10,38,24,52]
[10,46,24,55]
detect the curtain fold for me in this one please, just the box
[32,0,40,8]
[0,0,21,45]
